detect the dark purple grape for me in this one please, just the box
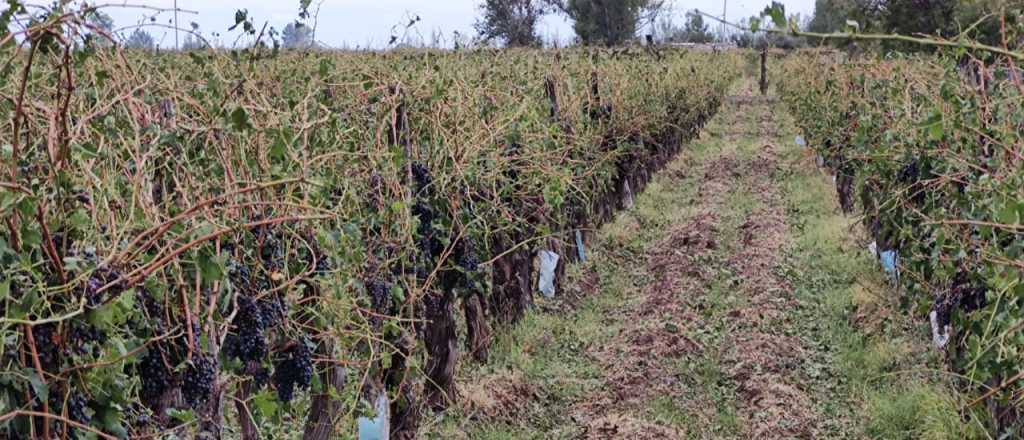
[138,349,173,400]
[259,296,286,327]
[367,280,393,314]
[223,296,268,363]
[457,238,479,272]
[272,342,313,403]
[411,162,432,193]
[29,323,59,370]
[63,393,91,425]
[67,320,106,358]
[182,354,217,409]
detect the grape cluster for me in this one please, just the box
[182,354,217,409]
[256,227,286,272]
[412,201,442,259]
[411,162,433,194]
[80,267,125,306]
[67,320,106,358]
[82,276,103,306]
[952,269,987,314]
[228,259,254,289]
[138,349,173,400]
[272,342,313,403]
[51,231,72,256]
[455,238,481,291]
[898,157,928,205]
[125,403,153,433]
[368,280,393,314]
[29,323,60,370]
[410,162,444,264]
[898,157,920,184]
[456,238,479,273]
[222,295,269,363]
[260,295,286,327]
[62,393,91,426]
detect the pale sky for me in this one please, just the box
[92,0,815,49]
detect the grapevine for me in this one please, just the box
[0,2,740,436]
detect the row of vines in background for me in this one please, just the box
[0,5,740,438]
[777,47,1023,435]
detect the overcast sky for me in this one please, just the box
[93,0,815,49]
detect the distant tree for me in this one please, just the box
[680,10,712,43]
[123,28,155,50]
[474,0,549,47]
[880,0,956,46]
[281,21,314,48]
[545,0,658,45]
[808,0,958,51]
[654,8,713,43]
[808,0,868,33]
[954,0,1022,49]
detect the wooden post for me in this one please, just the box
[544,77,560,122]
[760,46,768,95]
[545,77,573,133]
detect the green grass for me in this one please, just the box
[777,130,985,439]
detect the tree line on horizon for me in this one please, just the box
[476,0,1018,50]
[80,0,1019,51]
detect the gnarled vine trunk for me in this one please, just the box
[463,292,491,362]
[423,290,458,409]
[303,339,346,440]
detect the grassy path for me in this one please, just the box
[421,77,970,439]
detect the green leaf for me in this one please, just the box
[197,250,225,283]
[167,408,196,423]
[766,2,787,29]
[99,406,128,438]
[927,121,943,141]
[270,138,287,162]
[188,51,206,67]
[318,58,333,78]
[252,390,279,417]
[27,369,47,401]
[390,284,405,303]
[230,107,253,132]
[89,290,135,330]
[0,189,18,214]
[996,203,1020,225]
[750,17,761,33]
[920,111,943,141]
[19,225,40,248]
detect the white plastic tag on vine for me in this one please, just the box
[929,310,951,349]
[795,135,806,147]
[868,241,878,258]
[880,250,898,276]
[575,230,586,262]
[622,181,635,210]
[538,250,560,298]
[358,392,390,440]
